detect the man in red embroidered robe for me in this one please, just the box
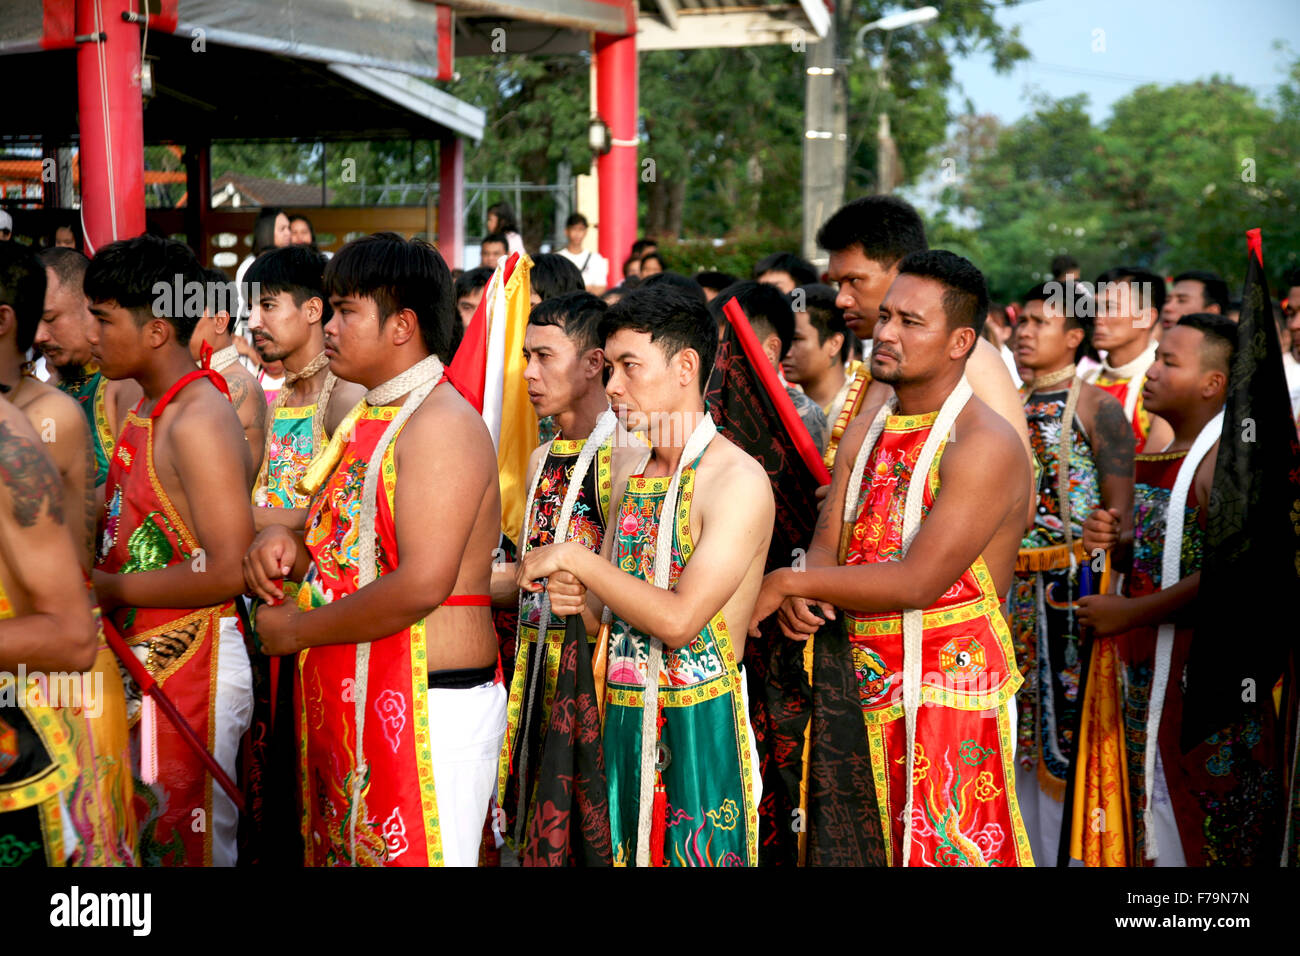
[753,250,1034,866]
[87,236,256,866]
[244,234,505,866]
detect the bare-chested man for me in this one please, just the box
[243,233,504,867]
[190,266,266,480]
[34,247,142,487]
[1008,281,1135,864]
[752,251,1034,867]
[518,285,775,866]
[0,395,97,866]
[493,290,644,852]
[0,243,95,559]
[0,243,137,866]
[87,235,255,866]
[245,245,364,528]
[817,196,1035,521]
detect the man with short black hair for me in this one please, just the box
[530,253,586,306]
[1085,267,1173,453]
[518,284,775,866]
[780,284,861,461]
[555,212,609,295]
[494,290,642,853]
[1009,280,1135,864]
[754,249,1034,866]
[243,232,505,866]
[87,234,256,866]
[190,266,266,480]
[816,196,1033,481]
[455,266,493,328]
[481,233,509,271]
[35,246,142,486]
[1161,269,1229,329]
[711,280,828,454]
[753,251,818,295]
[694,270,739,302]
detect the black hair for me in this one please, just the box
[38,246,89,292]
[289,213,317,244]
[895,250,989,347]
[45,219,82,253]
[246,245,330,317]
[1173,269,1230,313]
[622,255,640,275]
[694,270,738,294]
[481,232,509,251]
[709,280,795,359]
[199,266,239,335]
[84,234,205,345]
[599,285,717,395]
[455,266,493,303]
[252,207,286,257]
[1021,280,1097,362]
[794,283,850,360]
[323,232,454,361]
[1283,268,1300,291]
[640,252,666,273]
[1050,254,1080,278]
[1095,266,1167,317]
[753,252,818,288]
[486,202,519,235]
[565,213,588,230]
[1176,312,1237,375]
[641,271,706,304]
[528,290,607,354]
[630,238,657,258]
[815,195,928,265]
[530,253,586,303]
[0,240,47,353]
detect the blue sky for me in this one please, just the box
[948,0,1298,124]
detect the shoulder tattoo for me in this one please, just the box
[1092,395,1136,481]
[0,420,65,526]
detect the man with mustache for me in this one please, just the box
[34,247,142,487]
[753,251,1034,867]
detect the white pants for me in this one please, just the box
[212,615,254,867]
[428,681,508,867]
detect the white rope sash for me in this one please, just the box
[595,412,717,867]
[347,352,446,863]
[842,376,973,866]
[1141,408,1222,860]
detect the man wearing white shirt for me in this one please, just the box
[555,213,608,296]
[1283,270,1300,426]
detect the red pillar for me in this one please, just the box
[438,135,464,270]
[76,0,146,253]
[595,31,637,287]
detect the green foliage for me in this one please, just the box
[933,63,1300,300]
[655,230,804,278]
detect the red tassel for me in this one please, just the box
[649,702,668,867]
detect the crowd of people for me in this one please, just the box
[0,191,1297,868]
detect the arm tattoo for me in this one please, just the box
[1092,395,1136,481]
[227,375,248,412]
[0,421,65,526]
[249,384,268,432]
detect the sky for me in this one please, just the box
[948,0,1298,124]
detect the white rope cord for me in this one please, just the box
[632,413,717,867]
[346,353,445,863]
[1141,409,1222,860]
[1086,342,1156,424]
[208,344,241,373]
[512,408,617,846]
[841,377,973,865]
[253,353,333,506]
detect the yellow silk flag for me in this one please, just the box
[489,255,538,543]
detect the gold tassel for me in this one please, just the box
[295,399,367,498]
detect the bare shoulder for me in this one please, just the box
[19,380,88,435]
[403,380,494,455]
[698,435,773,504]
[0,403,62,523]
[169,380,246,438]
[327,378,366,415]
[950,396,1024,467]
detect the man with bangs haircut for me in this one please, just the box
[245,245,364,529]
[243,233,505,867]
[87,235,255,866]
[518,285,774,866]
[754,250,1034,867]
[817,196,1034,491]
[493,290,643,852]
